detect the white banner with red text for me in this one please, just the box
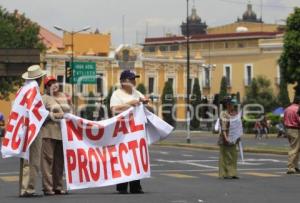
[1,80,49,159]
[61,105,173,190]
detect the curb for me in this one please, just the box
[155,142,288,155]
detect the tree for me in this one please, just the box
[136,83,146,95]
[0,7,45,100]
[161,81,175,126]
[190,78,201,130]
[277,75,290,107]
[219,76,228,101]
[244,76,277,112]
[279,7,300,97]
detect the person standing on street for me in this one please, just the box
[110,70,149,194]
[218,97,240,179]
[283,96,300,174]
[19,65,46,197]
[40,76,71,195]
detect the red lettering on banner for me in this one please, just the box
[66,149,77,184]
[67,119,83,141]
[128,140,140,174]
[86,122,104,141]
[77,148,90,183]
[129,112,144,133]
[19,87,37,110]
[22,118,37,152]
[96,148,108,180]
[139,138,149,172]
[32,100,43,121]
[15,87,23,98]
[2,111,19,147]
[112,116,129,137]
[108,146,121,179]
[11,116,25,150]
[88,148,100,181]
[119,143,132,176]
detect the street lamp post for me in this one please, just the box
[186,0,191,144]
[54,25,90,113]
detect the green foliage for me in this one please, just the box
[0,6,45,100]
[161,81,175,126]
[277,75,290,107]
[266,113,281,126]
[0,77,23,100]
[243,76,277,113]
[136,83,147,95]
[219,76,228,101]
[190,78,201,130]
[279,7,300,97]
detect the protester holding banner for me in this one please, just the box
[110,70,149,194]
[19,65,47,197]
[218,97,240,179]
[40,76,71,195]
[283,96,300,174]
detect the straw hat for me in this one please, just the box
[22,65,46,80]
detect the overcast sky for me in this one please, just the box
[0,0,299,46]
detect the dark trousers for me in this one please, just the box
[116,180,142,192]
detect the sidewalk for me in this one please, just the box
[157,130,290,155]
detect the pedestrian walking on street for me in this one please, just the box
[19,65,46,197]
[218,97,240,179]
[283,96,300,174]
[40,76,71,195]
[110,70,150,194]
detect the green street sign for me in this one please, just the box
[71,62,96,84]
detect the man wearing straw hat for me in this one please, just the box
[19,65,46,197]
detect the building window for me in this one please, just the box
[244,64,253,86]
[96,73,104,95]
[204,68,210,88]
[148,77,155,94]
[56,75,64,92]
[238,42,245,48]
[159,45,168,52]
[144,46,156,52]
[170,45,179,51]
[224,65,232,87]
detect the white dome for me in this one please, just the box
[236,26,249,32]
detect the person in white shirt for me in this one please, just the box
[110,70,149,194]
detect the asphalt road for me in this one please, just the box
[0,145,299,203]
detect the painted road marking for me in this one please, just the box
[201,173,219,177]
[242,172,281,177]
[0,175,19,182]
[161,173,197,179]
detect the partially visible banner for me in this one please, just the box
[1,81,49,159]
[61,105,173,190]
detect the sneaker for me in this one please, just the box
[20,192,42,198]
[43,191,55,196]
[286,170,296,174]
[54,190,67,195]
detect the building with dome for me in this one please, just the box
[237,3,263,23]
[181,6,207,36]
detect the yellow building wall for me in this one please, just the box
[64,33,111,55]
[208,22,279,34]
